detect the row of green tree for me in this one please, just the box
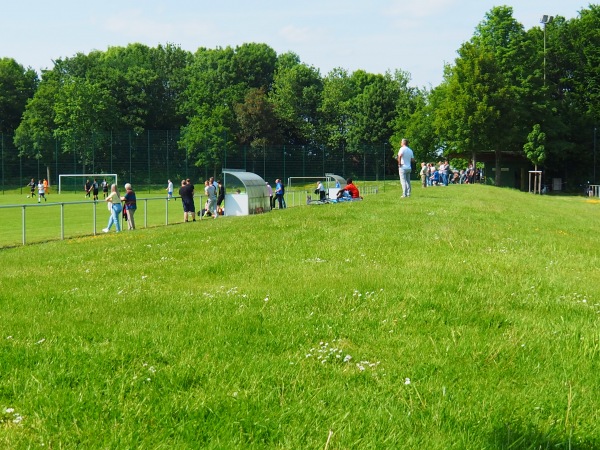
[1,5,599,188]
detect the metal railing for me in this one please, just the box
[0,186,379,247]
[588,185,600,197]
[0,196,178,247]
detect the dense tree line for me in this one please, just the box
[1,5,599,189]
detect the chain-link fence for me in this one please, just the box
[1,131,397,193]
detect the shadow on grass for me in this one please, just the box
[489,422,599,450]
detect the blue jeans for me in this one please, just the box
[107,203,122,231]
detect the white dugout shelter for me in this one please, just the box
[222,170,270,216]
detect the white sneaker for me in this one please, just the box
[102,228,109,233]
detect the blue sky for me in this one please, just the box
[1,0,583,87]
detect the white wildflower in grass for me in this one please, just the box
[357,364,365,371]
[264,296,269,302]
[405,378,411,385]
[304,257,327,263]
[141,275,147,280]
[6,336,12,340]
[352,289,382,300]
[2,408,23,425]
[343,354,352,363]
[35,338,45,345]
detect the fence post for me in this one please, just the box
[22,205,26,246]
[61,203,65,240]
[165,197,169,225]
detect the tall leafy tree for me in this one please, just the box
[269,61,322,146]
[346,71,399,151]
[318,68,355,151]
[547,7,600,180]
[0,58,38,133]
[14,71,59,161]
[52,76,118,169]
[395,86,439,164]
[435,6,524,185]
[181,44,278,172]
[234,87,280,150]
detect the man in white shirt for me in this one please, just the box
[397,138,415,198]
[204,180,218,219]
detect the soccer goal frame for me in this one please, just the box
[58,174,118,194]
[287,176,328,188]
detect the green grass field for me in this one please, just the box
[0,183,599,449]
[0,191,180,248]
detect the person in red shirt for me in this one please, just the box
[337,178,361,199]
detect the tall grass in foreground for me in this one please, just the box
[0,184,599,449]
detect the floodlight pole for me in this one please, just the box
[540,15,554,85]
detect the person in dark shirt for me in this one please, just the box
[216,180,225,215]
[179,179,196,222]
[85,179,91,198]
[121,183,137,230]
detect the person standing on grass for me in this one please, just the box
[397,138,414,198]
[91,178,99,200]
[121,183,137,230]
[166,179,174,200]
[266,182,273,209]
[216,180,225,215]
[204,179,218,219]
[103,184,122,233]
[317,180,326,200]
[85,179,91,198]
[43,178,49,196]
[441,160,450,186]
[420,163,428,188]
[37,180,46,203]
[28,178,36,199]
[101,179,109,198]
[275,179,284,209]
[179,179,196,222]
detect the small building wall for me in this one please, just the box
[485,162,529,190]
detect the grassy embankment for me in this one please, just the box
[0,184,599,448]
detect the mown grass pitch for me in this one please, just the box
[0,184,599,448]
